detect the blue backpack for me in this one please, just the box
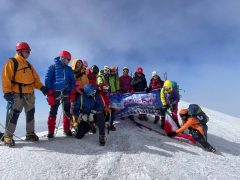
[188,104,209,125]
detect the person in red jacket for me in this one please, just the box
[149,71,164,124]
[86,65,99,88]
[168,109,216,153]
[149,71,164,90]
[119,67,133,93]
[119,67,135,120]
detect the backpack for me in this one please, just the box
[188,104,209,125]
[171,81,179,92]
[10,57,32,81]
[9,57,33,97]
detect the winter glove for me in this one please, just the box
[40,86,47,96]
[145,87,150,93]
[161,105,169,112]
[170,104,175,112]
[4,92,13,102]
[104,107,111,115]
[167,131,177,137]
[70,89,76,103]
[47,90,55,106]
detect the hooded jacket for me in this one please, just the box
[119,75,133,93]
[175,117,205,136]
[2,54,43,94]
[160,80,180,106]
[71,59,89,86]
[45,57,75,92]
[130,72,147,92]
[149,76,164,90]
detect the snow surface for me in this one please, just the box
[0,101,240,180]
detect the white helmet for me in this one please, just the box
[104,65,109,70]
[152,71,158,77]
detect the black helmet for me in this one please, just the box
[91,65,99,75]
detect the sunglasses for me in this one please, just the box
[76,61,82,67]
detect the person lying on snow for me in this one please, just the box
[73,83,106,146]
[167,108,216,153]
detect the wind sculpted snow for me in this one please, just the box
[0,101,240,180]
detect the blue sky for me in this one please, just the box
[0,0,239,133]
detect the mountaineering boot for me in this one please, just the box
[109,124,116,131]
[138,114,144,121]
[64,130,73,137]
[99,135,106,146]
[128,115,134,121]
[143,114,148,121]
[25,132,39,141]
[89,122,97,134]
[205,145,216,153]
[154,116,160,124]
[160,116,165,130]
[72,116,78,129]
[4,136,15,147]
[47,133,54,139]
[75,121,90,139]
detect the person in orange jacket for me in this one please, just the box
[2,42,47,147]
[168,109,216,152]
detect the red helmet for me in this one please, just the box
[137,67,143,74]
[16,42,31,51]
[59,50,71,61]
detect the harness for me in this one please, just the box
[10,58,34,98]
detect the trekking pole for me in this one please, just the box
[163,72,168,80]
[54,90,64,136]
[1,100,24,143]
[5,101,13,128]
[0,123,25,142]
[108,111,111,134]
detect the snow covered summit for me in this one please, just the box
[0,101,240,180]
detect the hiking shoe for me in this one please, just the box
[154,116,160,124]
[4,136,15,147]
[47,133,54,139]
[64,130,73,137]
[99,135,106,146]
[128,115,134,121]
[25,133,39,141]
[109,124,116,131]
[206,146,216,153]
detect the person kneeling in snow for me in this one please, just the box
[168,109,216,153]
[73,83,106,146]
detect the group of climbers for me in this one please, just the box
[1,41,216,152]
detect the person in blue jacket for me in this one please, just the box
[73,83,106,146]
[45,50,76,138]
